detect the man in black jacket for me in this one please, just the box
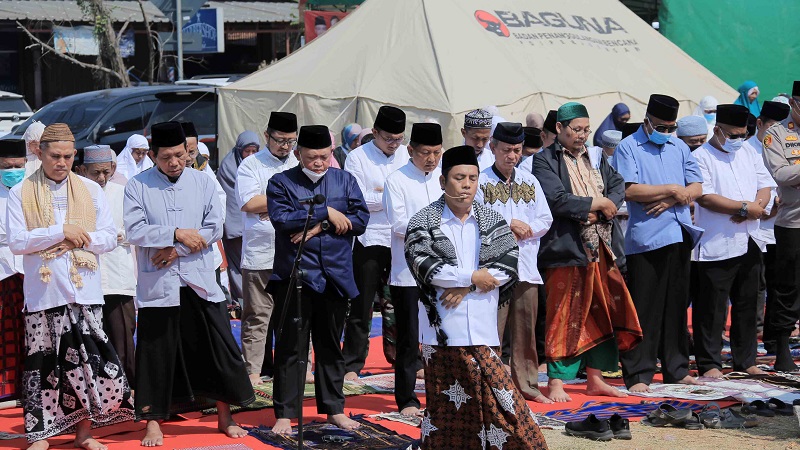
[533,102,642,403]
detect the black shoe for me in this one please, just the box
[608,413,632,440]
[565,414,614,441]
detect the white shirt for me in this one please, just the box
[518,154,534,174]
[475,166,552,284]
[0,184,23,280]
[419,205,511,347]
[344,141,407,247]
[99,182,136,296]
[476,149,495,172]
[236,150,298,270]
[745,135,778,247]
[693,141,777,261]
[383,161,442,286]
[7,176,117,312]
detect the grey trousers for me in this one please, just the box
[497,282,542,400]
[241,268,274,375]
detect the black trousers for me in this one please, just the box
[620,234,692,387]
[135,288,254,420]
[102,294,136,385]
[762,244,778,347]
[273,281,349,418]
[389,285,422,410]
[693,239,761,373]
[768,226,800,336]
[342,242,391,374]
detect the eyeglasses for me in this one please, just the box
[567,124,591,136]
[718,128,748,140]
[646,118,678,134]
[268,134,298,148]
[378,133,405,145]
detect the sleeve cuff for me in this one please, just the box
[457,269,473,287]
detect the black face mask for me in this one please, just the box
[688,144,702,152]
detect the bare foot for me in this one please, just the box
[546,379,572,402]
[677,375,703,385]
[249,373,264,386]
[343,371,358,382]
[27,440,49,450]
[533,394,554,404]
[400,406,424,417]
[271,418,293,435]
[219,423,248,439]
[327,414,361,430]
[628,383,652,393]
[416,369,424,379]
[702,368,724,379]
[141,421,164,447]
[745,366,767,375]
[538,363,547,373]
[587,380,627,398]
[74,437,107,450]
[305,372,315,384]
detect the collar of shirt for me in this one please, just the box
[491,164,515,183]
[366,141,396,160]
[44,176,67,189]
[442,202,476,225]
[407,159,435,178]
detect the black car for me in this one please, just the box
[5,85,197,152]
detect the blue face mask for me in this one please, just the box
[647,129,671,145]
[704,113,716,123]
[0,168,24,188]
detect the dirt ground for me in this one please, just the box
[540,411,800,449]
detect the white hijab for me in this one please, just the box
[693,96,718,139]
[117,134,153,180]
[23,121,46,176]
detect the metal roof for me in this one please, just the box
[205,1,296,23]
[0,0,169,23]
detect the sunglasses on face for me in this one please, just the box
[647,118,678,134]
[718,128,748,140]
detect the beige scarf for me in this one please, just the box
[21,168,97,287]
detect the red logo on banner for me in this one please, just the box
[475,10,509,37]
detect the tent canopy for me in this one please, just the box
[218,0,735,155]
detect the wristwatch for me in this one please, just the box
[320,220,331,231]
[738,202,748,217]
[173,228,179,243]
[469,284,477,292]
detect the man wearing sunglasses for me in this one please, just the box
[342,105,408,381]
[691,104,775,379]
[614,94,704,393]
[761,80,800,372]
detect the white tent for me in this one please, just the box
[217,0,735,155]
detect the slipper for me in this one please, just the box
[698,403,722,428]
[682,412,705,430]
[729,408,758,428]
[741,400,775,417]
[702,408,752,429]
[641,403,692,427]
[766,398,795,416]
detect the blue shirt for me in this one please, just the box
[267,166,369,298]
[612,127,704,255]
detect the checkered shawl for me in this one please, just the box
[404,197,519,346]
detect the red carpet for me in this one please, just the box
[0,336,730,449]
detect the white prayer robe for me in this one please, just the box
[99,181,136,297]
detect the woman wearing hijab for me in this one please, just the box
[693,95,719,139]
[216,131,261,307]
[356,127,373,147]
[592,103,630,146]
[333,123,362,168]
[116,134,153,180]
[733,80,761,116]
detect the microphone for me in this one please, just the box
[443,189,469,200]
[298,194,326,205]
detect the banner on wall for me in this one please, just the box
[304,11,348,43]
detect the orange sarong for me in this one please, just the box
[545,246,642,362]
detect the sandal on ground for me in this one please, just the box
[682,412,705,430]
[766,398,794,416]
[701,404,752,429]
[741,400,775,417]
[641,403,692,427]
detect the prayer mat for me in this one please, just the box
[725,371,800,390]
[346,373,425,394]
[202,380,380,415]
[248,416,416,450]
[175,444,252,450]
[369,411,424,427]
[622,378,800,402]
[0,431,25,440]
[530,414,566,430]
[542,400,704,422]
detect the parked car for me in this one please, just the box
[0,91,34,136]
[4,85,196,153]
[146,87,219,168]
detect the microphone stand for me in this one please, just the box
[275,200,318,450]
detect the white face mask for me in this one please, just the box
[716,132,744,152]
[302,167,327,183]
